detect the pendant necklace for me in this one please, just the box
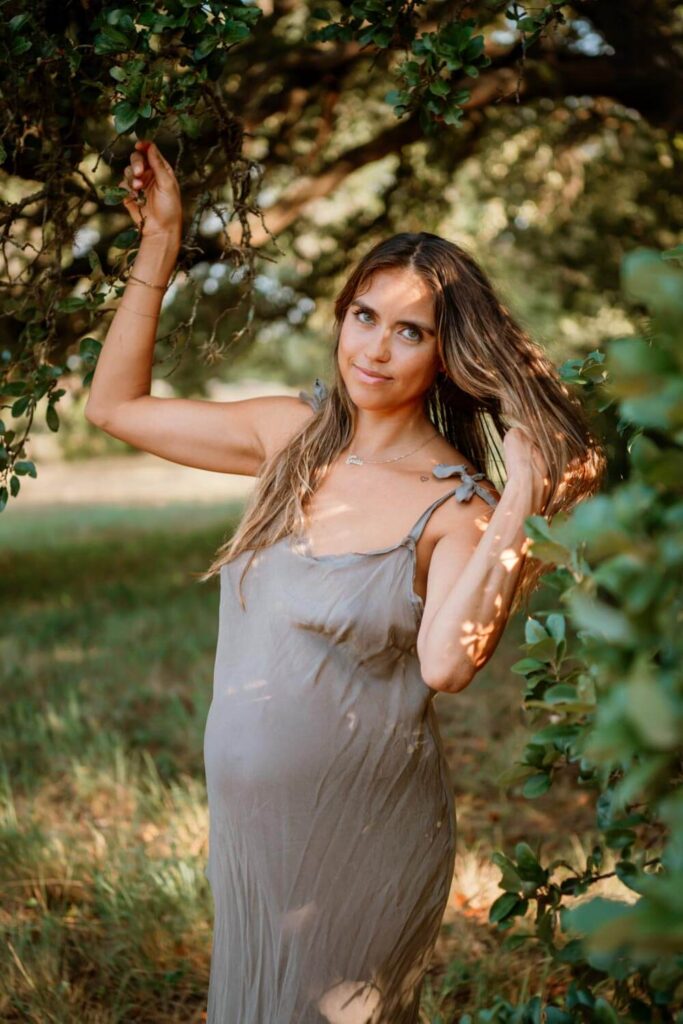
[345,431,439,466]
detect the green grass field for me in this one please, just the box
[0,501,602,1023]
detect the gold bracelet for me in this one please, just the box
[128,272,167,291]
[119,303,160,319]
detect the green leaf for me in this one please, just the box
[193,36,218,60]
[14,460,37,478]
[443,106,464,125]
[112,228,139,249]
[510,657,548,675]
[491,851,523,892]
[562,896,632,937]
[545,1009,575,1024]
[626,674,678,749]
[113,101,139,134]
[555,938,585,964]
[622,247,683,316]
[522,773,552,798]
[614,861,649,895]
[545,613,566,644]
[12,395,29,416]
[178,114,202,138]
[10,36,32,56]
[489,891,525,923]
[544,684,578,704]
[515,842,547,882]
[223,20,252,43]
[530,722,581,744]
[524,515,572,563]
[46,403,59,432]
[564,591,632,645]
[429,78,450,97]
[79,337,102,360]
[102,187,130,205]
[525,618,548,645]
[3,380,28,396]
[56,296,87,312]
[9,13,31,31]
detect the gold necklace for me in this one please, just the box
[345,431,439,466]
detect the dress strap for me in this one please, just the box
[432,463,499,508]
[407,463,499,544]
[298,377,328,412]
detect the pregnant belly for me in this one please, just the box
[203,680,435,803]
[203,690,337,793]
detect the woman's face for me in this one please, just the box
[337,267,442,407]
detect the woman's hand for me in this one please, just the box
[503,423,552,513]
[118,140,182,241]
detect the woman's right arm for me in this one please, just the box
[85,141,312,476]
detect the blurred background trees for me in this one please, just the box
[1,0,681,495]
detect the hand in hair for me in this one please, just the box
[503,425,552,513]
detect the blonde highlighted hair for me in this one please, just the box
[197,232,606,613]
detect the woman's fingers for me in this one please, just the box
[123,158,153,194]
[135,140,175,188]
[121,141,173,194]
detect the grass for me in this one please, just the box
[0,500,602,1022]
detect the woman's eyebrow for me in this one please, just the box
[352,300,435,336]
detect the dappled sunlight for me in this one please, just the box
[316,978,383,1023]
[448,847,508,922]
[500,545,524,571]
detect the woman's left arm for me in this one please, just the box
[417,430,550,694]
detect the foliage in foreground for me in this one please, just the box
[476,247,683,1022]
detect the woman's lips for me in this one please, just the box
[353,364,392,383]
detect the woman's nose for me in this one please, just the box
[364,325,392,359]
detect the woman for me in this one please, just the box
[86,141,605,1023]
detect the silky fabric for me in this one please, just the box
[203,382,499,1023]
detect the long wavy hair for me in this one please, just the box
[197,232,606,614]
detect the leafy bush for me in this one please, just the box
[484,247,683,1021]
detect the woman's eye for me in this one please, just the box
[353,309,373,325]
[351,309,421,341]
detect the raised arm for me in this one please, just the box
[416,427,551,694]
[85,141,312,476]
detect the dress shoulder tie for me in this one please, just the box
[432,463,499,508]
[298,377,328,412]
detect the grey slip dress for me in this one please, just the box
[203,379,500,1024]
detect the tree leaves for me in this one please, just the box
[488,249,683,1018]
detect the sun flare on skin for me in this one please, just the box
[500,546,524,571]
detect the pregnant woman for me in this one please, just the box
[86,141,604,1023]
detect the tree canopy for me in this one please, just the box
[1,1,681,486]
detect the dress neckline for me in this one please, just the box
[288,461,497,562]
[288,531,415,564]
